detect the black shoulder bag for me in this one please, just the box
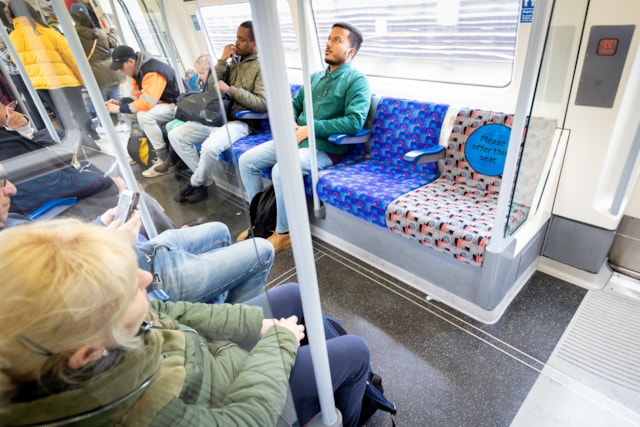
[175,64,232,127]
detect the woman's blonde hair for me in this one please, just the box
[194,53,212,69]
[0,219,141,405]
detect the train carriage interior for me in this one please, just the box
[1,0,639,425]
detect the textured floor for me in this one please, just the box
[134,167,640,426]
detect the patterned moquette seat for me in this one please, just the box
[385,108,514,266]
[219,84,303,174]
[316,97,449,227]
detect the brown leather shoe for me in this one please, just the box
[236,228,250,242]
[267,232,291,253]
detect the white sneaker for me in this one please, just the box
[115,122,130,133]
[142,160,171,178]
[96,125,107,135]
[95,137,112,154]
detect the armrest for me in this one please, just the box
[328,129,370,145]
[26,197,78,220]
[234,110,268,120]
[404,145,445,164]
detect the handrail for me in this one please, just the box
[51,0,157,238]
[0,25,60,143]
[297,0,325,220]
[611,119,640,215]
[488,0,553,252]
[249,0,339,425]
[157,0,186,94]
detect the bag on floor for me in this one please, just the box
[323,316,397,426]
[127,123,156,167]
[249,184,277,239]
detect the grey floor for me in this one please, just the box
[134,166,640,427]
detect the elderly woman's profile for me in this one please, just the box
[0,219,370,426]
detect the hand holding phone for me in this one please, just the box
[113,190,140,224]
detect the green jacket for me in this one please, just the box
[214,55,267,114]
[293,63,371,154]
[2,301,298,426]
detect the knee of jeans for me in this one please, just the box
[256,237,275,263]
[201,143,223,158]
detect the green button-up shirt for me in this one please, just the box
[293,62,371,154]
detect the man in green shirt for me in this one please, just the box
[238,22,371,252]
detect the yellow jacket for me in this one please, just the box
[9,17,84,90]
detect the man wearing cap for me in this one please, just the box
[106,46,180,177]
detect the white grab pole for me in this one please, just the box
[51,0,157,237]
[248,1,339,425]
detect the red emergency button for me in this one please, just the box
[597,38,619,56]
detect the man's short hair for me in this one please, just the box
[240,20,254,42]
[333,22,363,53]
[110,45,137,70]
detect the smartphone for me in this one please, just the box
[113,190,139,224]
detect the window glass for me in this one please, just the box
[311,0,520,87]
[199,0,297,66]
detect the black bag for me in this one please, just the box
[127,123,156,167]
[248,185,277,238]
[323,316,397,426]
[175,90,231,127]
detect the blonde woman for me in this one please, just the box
[0,219,370,426]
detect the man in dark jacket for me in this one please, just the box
[106,45,179,177]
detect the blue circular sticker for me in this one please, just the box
[464,124,511,176]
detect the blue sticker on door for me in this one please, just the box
[521,0,535,23]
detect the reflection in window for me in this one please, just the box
[199,1,297,67]
[311,0,519,87]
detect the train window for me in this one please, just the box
[199,1,298,67]
[102,0,169,62]
[311,0,520,87]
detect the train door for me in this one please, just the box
[539,0,640,291]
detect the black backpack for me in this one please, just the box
[127,123,156,167]
[323,316,397,426]
[248,185,277,238]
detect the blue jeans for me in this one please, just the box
[138,222,274,303]
[245,283,370,427]
[135,103,176,160]
[169,120,250,187]
[238,140,333,233]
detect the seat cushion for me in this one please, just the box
[384,108,515,266]
[386,179,499,266]
[316,97,448,227]
[318,160,440,227]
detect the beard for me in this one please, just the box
[324,55,346,67]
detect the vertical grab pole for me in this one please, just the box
[50,0,158,238]
[157,0,186,94]
[0,25,59,143]
[107,0,126,44]
[296,0,323,219]
[248,1,340,426]
[489,0,553,250]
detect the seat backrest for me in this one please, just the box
[369,97,448,172]
[440,108,514,195]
